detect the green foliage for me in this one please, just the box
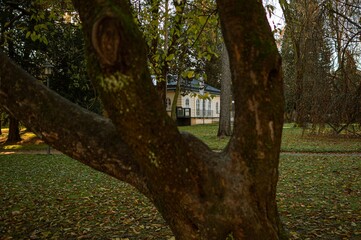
[134,0,220,81]
[0,0,100,113]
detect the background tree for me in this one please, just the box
[323,0,361,133]
[280,0,361,134]
[0,0,286,239]
[217,41,232,137]
[135,0,219,116]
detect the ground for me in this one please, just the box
[1,125,361,239]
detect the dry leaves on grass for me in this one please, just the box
[277,155,361,239]
[0,155,173,239]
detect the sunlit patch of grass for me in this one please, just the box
[1,128,48,151]
[3,145,23,150]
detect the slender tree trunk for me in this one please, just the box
[218,41,232,137]
[171,73,181,121]
[0,110,2,135]
[6,115,21,143]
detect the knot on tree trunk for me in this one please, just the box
[92,16,122,66]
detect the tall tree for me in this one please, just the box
[0,0,285,239]
[217,41,232,137]
[280,0,361,132]
[323,0,361,132]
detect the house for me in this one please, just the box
[165,76,221,125]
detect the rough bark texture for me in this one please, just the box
[6,115,21,143]
[0,0,286,239]
[217,41,232,137]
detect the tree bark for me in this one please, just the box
[6,115,21,143]
[170,73,182,121]
[0,0,286,239]
[217,41,232,137]
[0,111,2,135]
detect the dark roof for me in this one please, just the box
[167,77,220,95]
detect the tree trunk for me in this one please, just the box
[170,73,181,121]
[0,0,286,239]
[0,110,2,135]
[6,115,21,143]
[217,41,232,137]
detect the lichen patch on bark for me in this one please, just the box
[98,72,131,92]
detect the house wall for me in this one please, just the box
[166,91,220,125]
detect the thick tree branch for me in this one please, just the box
[72,0,213,192]
[217,0,283,168]
[0,52,149,195]
[217,0,285,237]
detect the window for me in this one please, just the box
[208,100,212,117]
[185,98,190,108]
[216,102,219,114]
[196,99,200,116]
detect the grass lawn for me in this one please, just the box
[0,155,173,240]
[179,123,361,152]
[0,155,360,239]
[1,124,361,152]
[1,124,361,239]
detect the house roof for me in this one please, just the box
[166,77,221,95]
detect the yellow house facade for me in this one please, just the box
[166,78,221,125]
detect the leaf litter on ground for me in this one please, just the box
[277,155,361,239]
[0,154,360,239]
[0,155,173,239]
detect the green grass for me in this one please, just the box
[179,124,229,150]
[1,154,360,239]
[278,155,361,239]
[281,123,361,152]
[179,123,361,152]
[0,155,173,240]
[1,124,361,238]
[2,124,361,152]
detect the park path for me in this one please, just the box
[281,151,361,157]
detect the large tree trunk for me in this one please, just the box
[217,41,232,137]
[0,0,286,239]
